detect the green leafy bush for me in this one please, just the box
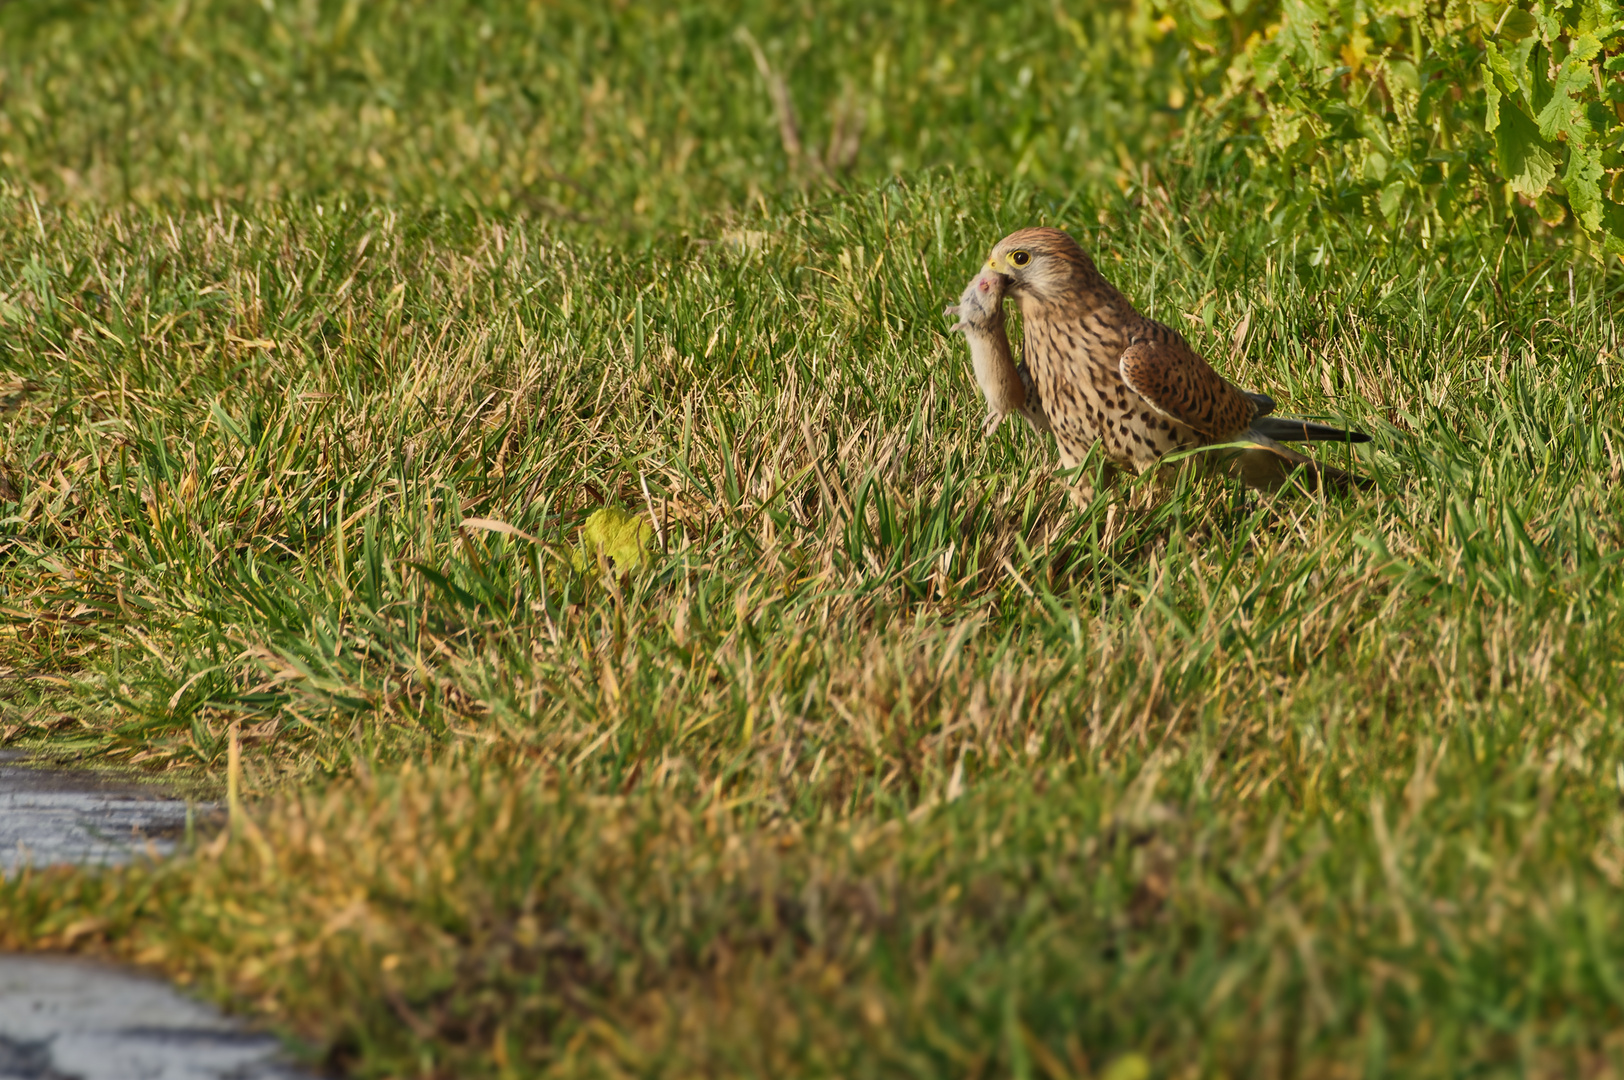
[1167,0,1624,251]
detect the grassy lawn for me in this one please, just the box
[4,1,1624,1077]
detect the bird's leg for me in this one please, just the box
[1100,501,1124,547]
[1063,466,1115,511]
[1131,469,1176,510]
[1061,456,1134,512]
[981,411,1004,437]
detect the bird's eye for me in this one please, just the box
[1010,250,1031,267]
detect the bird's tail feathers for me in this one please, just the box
[1252,416,1371,444]
[1241,389,1277,416]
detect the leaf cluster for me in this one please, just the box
[1166,0,1624,250]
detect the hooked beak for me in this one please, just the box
[987,255,1024,297]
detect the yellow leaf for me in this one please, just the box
[1102,1053,1151,1080]
[571,507,654,574]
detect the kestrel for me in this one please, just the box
[981,227,1370,490]
[944,265,1049,437]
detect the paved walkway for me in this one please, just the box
[0,752,194,873]
[0,753,315,1080]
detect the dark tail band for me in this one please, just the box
[1252,416,1371,444]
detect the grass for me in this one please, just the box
[0,0,1186,220]
[3,1,1624,1077]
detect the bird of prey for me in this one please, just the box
[980,227,1370,491]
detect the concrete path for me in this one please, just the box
[0,753,316,1080]
[0,752,197,873]
[0,955,308,1080]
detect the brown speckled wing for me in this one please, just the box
[1118,333,1259,440]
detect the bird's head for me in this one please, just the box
[985,227,1099,306]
